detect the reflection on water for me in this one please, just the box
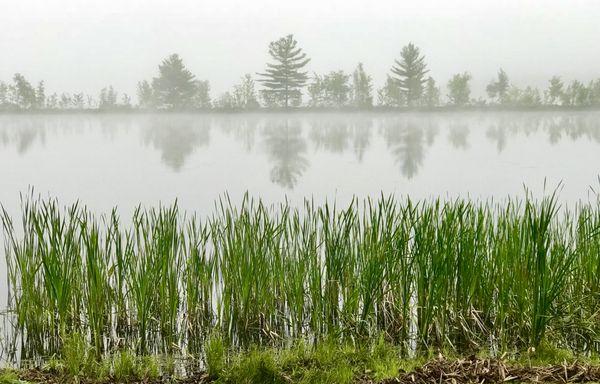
[1,112,600,203]
[141,115,211,171]
[264,119,308,188]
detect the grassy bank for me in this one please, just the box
[1,192,600,369]
[1,337,600,383]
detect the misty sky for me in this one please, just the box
[1,0,599,100]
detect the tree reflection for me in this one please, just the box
[382,116,436,179]
[448,122,470,149]
[263,119,308,189]
[141,115,210,171]
[308,115,372,162]
[0,117,47,154]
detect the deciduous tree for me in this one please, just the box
[447,72,472,106]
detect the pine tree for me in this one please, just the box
[258,34,310,108]
[152,54,198,109]
[390,43,429,106]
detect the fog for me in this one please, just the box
[1,0,599,98]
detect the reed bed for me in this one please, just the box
[1,193,600,362]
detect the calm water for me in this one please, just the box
[1,112,600,216]
[1,111,600,360]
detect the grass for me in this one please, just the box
[2,191,600,368]
[2,337,599,383]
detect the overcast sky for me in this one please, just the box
[1,0,599,100]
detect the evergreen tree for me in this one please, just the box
[447,72,472,106]
[257,34,310,108]
[486,69,509,104]
[351,63,373,108]
[151,54,198,109]
[390,43,429,106]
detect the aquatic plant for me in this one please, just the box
[2,192,600,362]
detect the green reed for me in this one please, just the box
[2,192,600,362]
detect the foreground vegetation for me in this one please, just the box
[1,192,600,379]
[2,335,600,383]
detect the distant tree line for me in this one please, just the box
[2,34,600,111]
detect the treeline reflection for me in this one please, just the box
[1,113,599,188]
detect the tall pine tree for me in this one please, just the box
[258,35,310,108]
[390,43,429,107]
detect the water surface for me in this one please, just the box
[2,112,599,215]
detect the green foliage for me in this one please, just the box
[351,63,373,108]
[308,70,351,107]
[141,53,211,110]
[3,192,600,363]
[62,333,91,377]
[257,34,310,108]
[447,72,472,106]
[136,80,154,109]
[390,43,429,106]
[230,74,260,110]
[545,76,564,105]
[0,371,29,384]
[377,75,404,107]
[99,85,118,109]
[486,68,510,104]
[12,74,36,109]
[205,332,226,379]
[422,76,440,107]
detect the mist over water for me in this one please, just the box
[1,111,599,218]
